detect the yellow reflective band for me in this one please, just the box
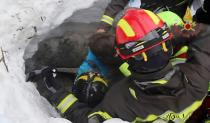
[162,42,168,52]
[93,76,108,87]
[208,82,210,92]
[144,10,160,25]
[173,46,188,57]
[117,19,135,37]
[160,99,205,122]
[119,62,132,77]
[132,114,158,122]
[101,15,114,25]
[163,31,167,34]
[57,94,78,114]
[205,119,210,123]
[88,111,112,120]
[132,98,205,122]
[170,58,187,66]
[129,88,138,100]
[151,79,168,84]
[101,18,113,25]
[102,15,114,22]
[142,52,148,62]
[77,75,88,81]
[183,7,193,22]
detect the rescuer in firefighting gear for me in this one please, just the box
[27,9,210,123]
[98,0,210,32]
[74,9,200,108]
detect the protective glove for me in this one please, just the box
[72,72,108,107]
[26,67,63,101]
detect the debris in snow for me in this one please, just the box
[33,26,37,33]
[0,47,9,72]
[16,26,24,31]
[41,16,46,22]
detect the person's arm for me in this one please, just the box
[50,90,91,123]
[27,67,106,123]
[53,90,111,123]
[176,25,210,97]
[97,0,129,32]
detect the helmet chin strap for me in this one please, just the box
[162,42,168,52]
[141,52,148,62]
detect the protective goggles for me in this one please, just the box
[115,26,173,60]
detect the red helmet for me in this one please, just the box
[115,9,173,61]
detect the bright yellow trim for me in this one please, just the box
[101,19,113,25]
[57,94,78,114]
[205,119,210,123]
[170,58,187,66]
[144,10,160,25]
[77,75,88,81]
[183,7,193,22]
[117,19,135,37]
[129,88,138,100]
[151,79,168,84]
[170,58,187,62]
[160,99,204,121]
[163,31,167,34]
[93,76,108,87]
[119,62,131,77]
[142,52,148,62]
[208,82,210,92]
[132,99,205,122]
[102,15,114,22]
[162,42,168,52]
[101,15,114,25]
[57,94,72,110]
[88,111,112,120]
[132,114,158,122]
[173,46,188,57]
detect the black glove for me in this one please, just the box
[72,72,108,107]
[26,67,63,101]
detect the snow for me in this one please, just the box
[0,0,129,122]
[104,118,130,123]
[0,0,127,123]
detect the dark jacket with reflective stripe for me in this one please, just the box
[99,0,191,31]
[89,25,210,122]
[50,26,210,123]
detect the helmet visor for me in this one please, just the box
[116,26,172,60]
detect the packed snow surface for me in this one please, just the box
[0,0,127,123]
